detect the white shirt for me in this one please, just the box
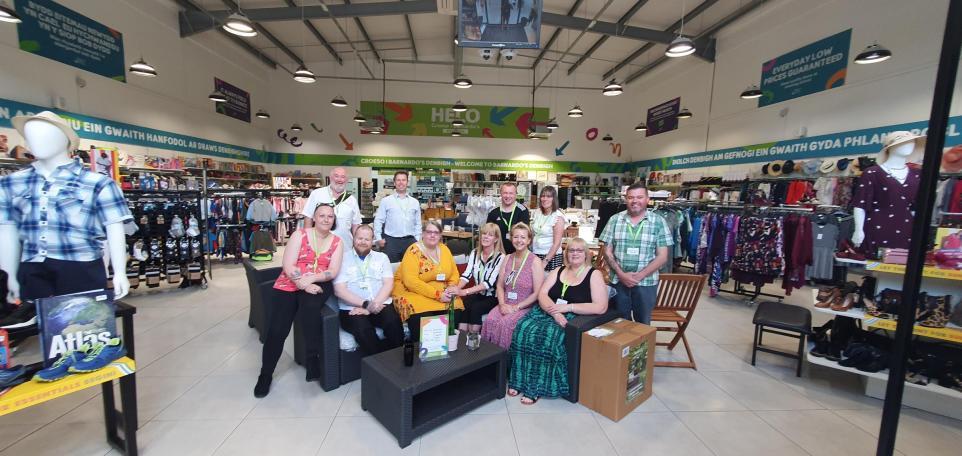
[531,209,565,255]
[373,193,422,241]
[302,186,362,244]
[334,249,393,311]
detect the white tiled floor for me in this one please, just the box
[2,260,961,455]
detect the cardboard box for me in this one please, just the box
[579,318,656,421]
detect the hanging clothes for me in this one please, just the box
[731,216,785,286]
[807,216,839,280]
[780,214,812,295]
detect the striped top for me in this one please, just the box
[460,249,504,297]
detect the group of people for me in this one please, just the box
[254,169,672,406]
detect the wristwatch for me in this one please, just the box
[362,300,370,309]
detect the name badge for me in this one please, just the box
[436,273,446,281]
[626,247,641,256]
[506,232,511,240]
[507,291,519,300]
[556,299,568,306]
[359,282,369,290]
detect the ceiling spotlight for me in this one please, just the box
[353,111,366,123]
[602,79,623,96]
[330,95,348,107]
[665,36,696,58]
[453,35,459,45]
[452,100,467,112]
[452,119,465,127]
[854,42,892,64]
[677,108,693,119]
[740,84,763,99]
[293,65,316,83]
[546,119,559,130]
[451,130,462,137]
[255,109,270,119]
[0,1,22,23]
[567,105,584,118]
[222,11,257,37]
[454,74,473,89]
[128,57,157,77]
[634,123,647,132]
[602,133,613,141]
[290,123,302,131]
[208,90,228,102]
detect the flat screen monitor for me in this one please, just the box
[457,0,542,49]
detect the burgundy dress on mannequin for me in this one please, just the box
[852,165,920,258]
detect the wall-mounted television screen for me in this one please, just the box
[457,0,542,49]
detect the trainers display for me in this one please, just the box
[33,347,89,382]
[69,338,126,373]
[0,365,28,389]
[0,302,37,329]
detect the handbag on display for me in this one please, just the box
[916,293,951,328]
[867,288,902,319]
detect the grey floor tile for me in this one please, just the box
[703,370,823,410]
[652,369,746,411]
[510,413,617,456]
[677,411,809,456]
[316,416,419,455]
[597,411,714,456]
[214,417,332,456]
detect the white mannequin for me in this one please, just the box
[0,120,129,302]
[852,141,916,246]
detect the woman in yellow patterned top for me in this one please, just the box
[393,219,464,340]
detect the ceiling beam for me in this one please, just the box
[173,0,277,69]
[342,0,382,63]
[283,0,342,65]
[540,12,678,44]
[535,0,616,91]
[531,0,585,70]
[179,0,438,37]
[400,0,418,60]
[567,0,650,76]
[623,0,768,85]
[602,0,719,80]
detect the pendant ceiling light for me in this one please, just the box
[452,100,468,112]
[222,11,257,37]
[353,111,366,123]
[128,57,157,77]
[452,119,465,127]
[665,0,694,58]
[602,79,623,96]
[293,65,316,83]
[677,107,693,119]
[567,105,584,118]
[740,84,763,99]
[290,123,302,131]
[634,122,647,132]
[546,119,559,130]
[255,109,270,119]
[330,95,348,107]
[451,130,462,137]
[602,133,613,142]
[453,74,473,89]
[208,90,228,102]
[0,1,22,23]
[854,43,892,64]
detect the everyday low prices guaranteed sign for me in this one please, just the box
[759,29,851,107]
[359,101,549,139]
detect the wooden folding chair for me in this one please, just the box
[652,274,707,369]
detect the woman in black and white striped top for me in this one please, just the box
[456,223,506,336]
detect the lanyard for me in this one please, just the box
[477,250,494,283]
[308,229,323,273]
[560,265,587,298]
[509,250,529,290]
[534,211,551,234]
[419,242,440,265]
[355,251,370,277]
[625,217,645,242]
[332,190,350,206]
[500,204,516,230]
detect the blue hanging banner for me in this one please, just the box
[15,0,127,82]
[758,29,851,107]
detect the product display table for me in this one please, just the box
[361,335,507,448]
[441,230,473,239]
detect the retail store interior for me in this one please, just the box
[0,0,962,455]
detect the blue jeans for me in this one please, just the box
[613,282,658,324]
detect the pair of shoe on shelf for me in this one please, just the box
[838,341,889,373]
[33,338,126,383]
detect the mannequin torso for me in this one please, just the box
[852,141,920,255]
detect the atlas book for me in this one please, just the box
[36,289,116,367]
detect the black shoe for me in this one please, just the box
[254,374,272,398]
[0,302,37,329]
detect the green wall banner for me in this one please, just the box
[759,29,851,107]
[16,0,127,82]
[261,152,627,173]
[359,101,550,139]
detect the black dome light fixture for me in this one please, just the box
[740,84,763,99]
[290,123,303,131]
[208,90,228,102]
[677,107,693,119]
[0,1,23,23]
[854,42,892,64]
[452,100,468,113]
[255,109,270,119]
[546,118,559,130]
[330,95,348,107]
[452,119,465,127]
[602,133,613,142]
[451,130,462,137]
[293,65,317,83]
[128,57,157,77]
[453,74,473,89]
[634,122,647,132]
[567,105,584,118]
[353,111,366,123]
[602,79,623,96]
[222,11,257,37]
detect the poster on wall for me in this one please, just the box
[758,29,851,107]
[645,98,680,137]
[213,78,251,123]
[15,0,126,82]
[359,101,549,139]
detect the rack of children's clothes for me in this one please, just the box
[123,190,209,290]
[204,189,309,267]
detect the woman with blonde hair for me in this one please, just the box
[455,223,505,337]
[480,223,543,349]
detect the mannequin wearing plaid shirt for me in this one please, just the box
[599,184,672,324]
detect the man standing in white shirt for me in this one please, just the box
[303,167,362,244]
[373,170,422,262]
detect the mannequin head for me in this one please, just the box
[879,131,926,166]
[23,120,71,161]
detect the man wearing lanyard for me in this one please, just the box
[599,183,673,324]
[486,182,529,254]
[303,167,362,244]
[373,170,422,262]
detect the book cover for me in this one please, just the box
[36,289,116,367]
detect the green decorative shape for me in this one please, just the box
[20,40,41,52]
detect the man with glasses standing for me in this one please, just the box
[599,183,673,324]
[303,167,362,244]
[486,182,529,254]
[374,171,422,262]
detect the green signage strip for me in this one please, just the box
[263,152,626,173]
[360,101,550,139]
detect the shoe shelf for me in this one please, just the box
[805,347,962,400]
[810,290,962,344]
[834,256,867,265]
[0,357,135,417]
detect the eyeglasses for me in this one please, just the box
[424,230,441,236]
[568,248,586,253]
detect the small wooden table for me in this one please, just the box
[442,230,473,239]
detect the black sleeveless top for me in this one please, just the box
[547,266,595,303]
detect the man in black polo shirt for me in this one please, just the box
[486,182,530,254]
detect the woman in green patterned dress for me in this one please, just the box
[507,238,609,404]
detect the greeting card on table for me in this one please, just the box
[419,315,449,361]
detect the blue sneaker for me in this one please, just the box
[69,338,126,373]
[0,365,28,389]
[34,347,90,382]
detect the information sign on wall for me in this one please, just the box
[15,0,126,82]
[758,29,851,107]
[645,97,680,137]
[213,78,251,123]
[359,101,549,139]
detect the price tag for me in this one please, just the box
[507,291,519,300]
[556,299,568,305]
[436,273,446,281]
[626,247,640,256]
[817,233,823,240]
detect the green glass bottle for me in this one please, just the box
[447,296,457,336]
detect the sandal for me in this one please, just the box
[815,287,840,308]
[507,388,520,397]
[520,396,538,405]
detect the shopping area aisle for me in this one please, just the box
[1,260,961,456]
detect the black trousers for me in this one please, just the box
[461,294,498,325]
[338,305,405,356]
[260,283,332,377]
[407,309,462,342]
[383,235,416,263]
[17,258,107,300]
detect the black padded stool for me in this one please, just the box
[751,301,812,377]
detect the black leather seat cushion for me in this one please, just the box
[752,301,811,334]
